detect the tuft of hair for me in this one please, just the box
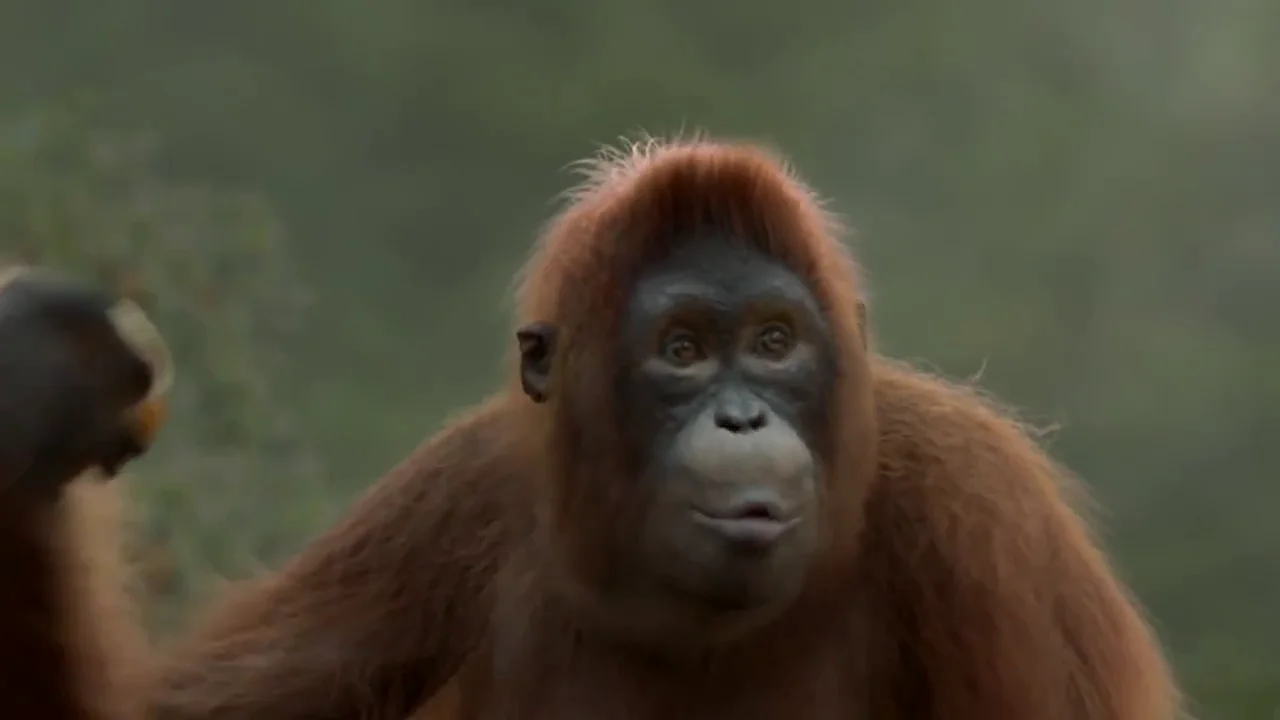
[515,134,863,337]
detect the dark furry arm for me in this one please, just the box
[0,493,96,719]
[864,365,1179,720]
[0,269,164,720]
[0,483,147,720]
[150,400,524,720]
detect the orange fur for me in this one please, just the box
[58,478,150,720]
[0,475,147,720]
[860,361,1179,718]
[8,137,1178,719]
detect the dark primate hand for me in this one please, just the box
[0,267,172,502]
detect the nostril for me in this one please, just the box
[714,412,742,433]
[714,409,768,434]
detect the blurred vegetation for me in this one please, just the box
[0,109,320,629]
[0,0,1277,716]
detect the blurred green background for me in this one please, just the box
[1,0,1276,716]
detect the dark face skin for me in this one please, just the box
[519,238,835,619]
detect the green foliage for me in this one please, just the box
[0,107,320,630]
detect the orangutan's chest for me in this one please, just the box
[439,630,863,720]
